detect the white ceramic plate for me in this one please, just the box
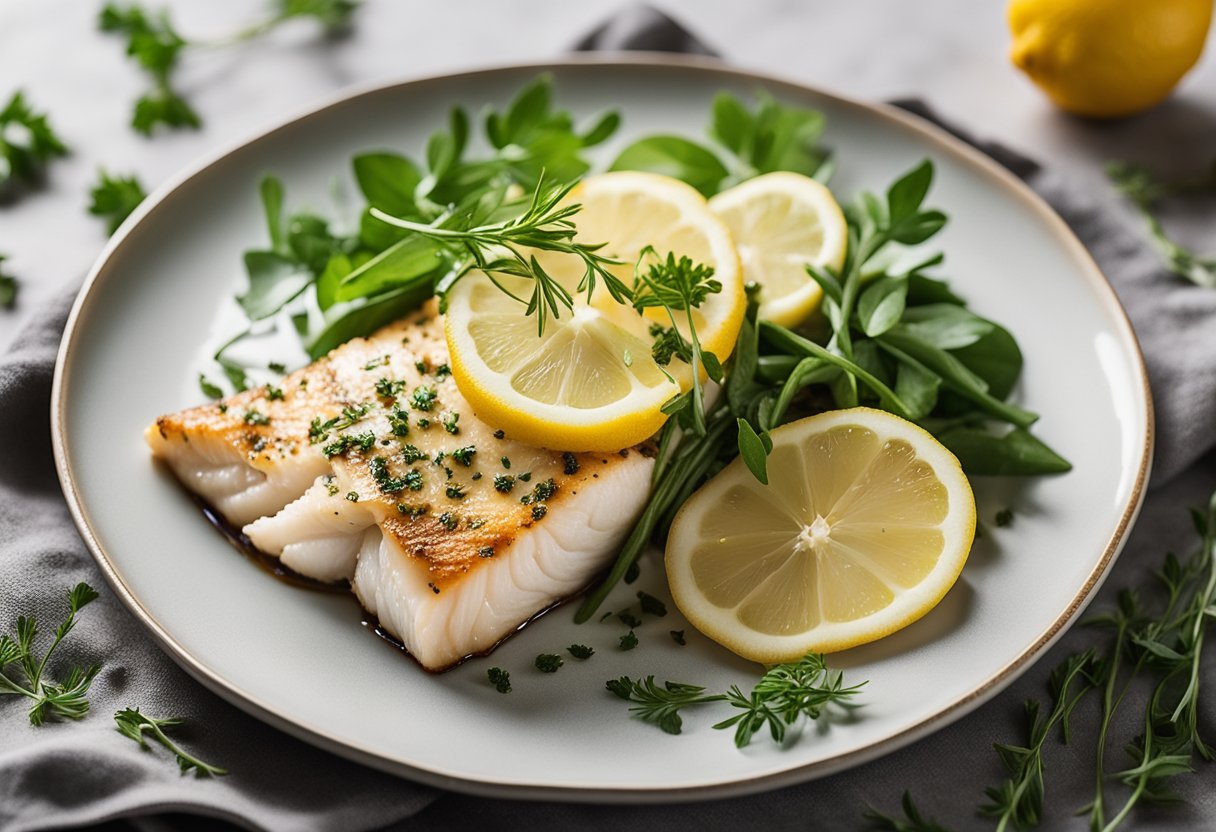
[53,56,1151,801]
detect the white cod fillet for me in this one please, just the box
[147,302,654,670]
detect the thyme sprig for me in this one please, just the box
[115,708,229,777]
[606,652,862,748]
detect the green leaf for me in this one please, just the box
[857,275,908,337]
[935,426,1071,476]
[894,360,941,421]
[334,234,446,302]
[238,251,312,321]
[889,210,947,245]
[749,95,828,177]
[259,176,285,252]
[877,327,1036,428]
[315,253,350,311]
[198,374,223,399]
[0,256,17,310]
[948,320,1023,401]
[886,159,933,222]
[737,418,770,484]
[308,283,431,359]
[353,152,422,217]
[899,304,994,350]
[580,111,620,147]
[609,136,729,197]
[709,91,753,156]
[131,89,200,136]
[0,90,69,191]
[88,169,147,235]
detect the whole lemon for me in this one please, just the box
[1009,0,1213,118]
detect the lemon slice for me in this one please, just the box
[666,407,975,662]
[708,172,847,328]
[445,172,745,452]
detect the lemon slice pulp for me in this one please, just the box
[445,172,745,451]
[709,172,847,328]
[665,407,976,663]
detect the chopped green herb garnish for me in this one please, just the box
[669,630,686,646]
[500,456,511,469]
[416,418,430,429]
[243,410,269,426]
[535,654,563,673]
[446,484,466,500]
[567,644,594,660]
[441,411,460,434]
[402,469,424,491]
[265,385,284,401]
[494,474,516,494]
[638,591,668,617]
[364,355,389,370]
[438,512,458,531]
[478,546,495,558]
[433,363,451,379]
[0,256,17,309]
[519,472,532,482]
[396,503,428,519]
[618,631,638,651]
[450,445,476,466]
[414,360,427,374]
[617,610,642,628]
[995,508,1014,528]
[531,504,547,521]
[268,361,287,374]
[376,377,405,398]
[401,444,426,463]
[410,386,438,411]
[487,667,511,693]
[388,408,410,437]
[562,452,580,475]
[345,491,359,502]
[493,430,506,439]
[369,456,410,493]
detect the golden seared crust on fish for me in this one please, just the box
[149,300,655,670]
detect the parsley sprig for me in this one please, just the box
[606,652,862,747]
[100,1,361,135]
[632,248,723,437]
[0,90,68,193]
[88,169,148,235]
[115,707,229,777]
[0,583,100,725]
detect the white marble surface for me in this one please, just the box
[2,0,1214,352]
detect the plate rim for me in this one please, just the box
[50,52,1154,803]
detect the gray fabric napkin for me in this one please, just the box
[3,6,1215,831]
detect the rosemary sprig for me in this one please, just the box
[371,178,630,335]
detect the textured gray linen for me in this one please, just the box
[2,7,1215,831]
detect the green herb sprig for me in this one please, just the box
[0,254,17,309]
[0,583,100,725]
[610,91,831,196]
[89,169,148,235]
[870,489,1216,832]
[99,1,360,136]
[0,90,68,194]
[114,708,229,777]
[606,652,862,747]
[1108,158,1216,288]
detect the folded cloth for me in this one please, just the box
[3,6,1215,832]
